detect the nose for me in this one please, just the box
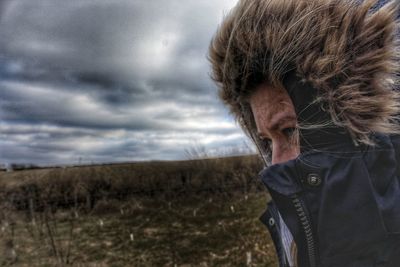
[271,138,299,165]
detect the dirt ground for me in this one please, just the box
[0,192,277,267]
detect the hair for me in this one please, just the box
[209,0,400,164]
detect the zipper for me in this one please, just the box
[292,195,317,267]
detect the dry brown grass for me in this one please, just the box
[0,155,263,212]
[0,192,277,266]
[0,155,278,266]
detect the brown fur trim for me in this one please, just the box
[209,0,400,146]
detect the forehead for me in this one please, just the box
[248,82,297,135]
[249,83,293,118]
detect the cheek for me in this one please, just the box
[286,135,300,158]
[288,144,300,158]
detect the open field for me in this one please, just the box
[0,193,277,266]
[0,156,278,266]
[0,156,263,207]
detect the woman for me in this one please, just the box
[209,0,400,266]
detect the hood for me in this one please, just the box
[209,0,400,148]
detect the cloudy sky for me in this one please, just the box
[0,0,255,166]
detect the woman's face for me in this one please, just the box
[249,82,300,165]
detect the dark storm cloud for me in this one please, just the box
[0,0,251,165]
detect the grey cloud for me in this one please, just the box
[0,0,250,165]
[0,80,169,130]
[0,122,248,165]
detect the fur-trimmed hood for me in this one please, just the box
[209,0,400,148]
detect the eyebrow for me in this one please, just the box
[257,113,297,139]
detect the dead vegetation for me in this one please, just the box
[0,155,277,266]
[0,155,263,211]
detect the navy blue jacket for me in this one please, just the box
[256,1,400,265]
[259,133,400,266]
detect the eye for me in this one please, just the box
[282,127,296,138]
